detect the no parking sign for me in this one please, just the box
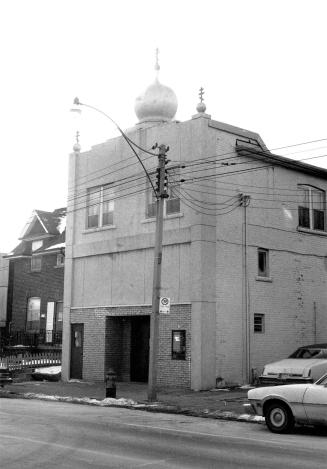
[159,297,170,314]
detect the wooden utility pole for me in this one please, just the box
[148,144,169,402]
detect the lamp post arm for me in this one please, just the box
[74,98,158,199]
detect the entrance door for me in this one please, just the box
[70,323,84,379]
[130,316,150,382]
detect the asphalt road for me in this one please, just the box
[0,398,327,468]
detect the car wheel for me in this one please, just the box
[265,402,294,434]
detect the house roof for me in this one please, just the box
[6,208,66,258]
[236,141,327,179]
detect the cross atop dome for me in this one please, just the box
[134,50,178,124]
[196,87,207,113]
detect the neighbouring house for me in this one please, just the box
[62,65,327,389]
[5,208,66,350]
[0,254,9,348]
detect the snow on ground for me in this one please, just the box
[33,366,61,375]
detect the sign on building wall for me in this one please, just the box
[159,297,170,314]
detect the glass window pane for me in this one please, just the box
[172,330,186,360]
[166,198,180,215]
[313,210,325,230]
[311,189,324,211]
[87,188,100,228]
[31,256,41,272]
[26,297,41,332]
[299,206,310,228]
[258,249,268,277]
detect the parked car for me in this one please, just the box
[259,343,327,385]
[248,373,327,433]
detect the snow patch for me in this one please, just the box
[33,366,61,375]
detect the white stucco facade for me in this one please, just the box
[62,112,327,388]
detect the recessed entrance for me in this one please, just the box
[130,316,150,382]
[105,315,150,383]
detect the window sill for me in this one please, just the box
[54,265,64,269]
[256,276,272,283]
[141,212,184,224]
[297,227,327,236]
[83,225,117,234]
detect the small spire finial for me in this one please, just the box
[73,130,81,153]
[196,86,207,113]
[199,87,204,103]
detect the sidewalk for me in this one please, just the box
[0,378,263,424]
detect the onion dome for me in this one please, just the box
[135,50,178,123]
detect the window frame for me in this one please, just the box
[298,185,326,232]
[26,297,41,332]
[171,330,186,360]
[31,255,42,272]
[257,248,269,278]
[145,168,181,219]
[254,314,265,333]
[86,184,114,229]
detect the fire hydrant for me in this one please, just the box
[105,369,116,398]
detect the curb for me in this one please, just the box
[0,390,264,424]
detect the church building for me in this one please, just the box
[62,59,327,390]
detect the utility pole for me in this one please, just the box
[240,193,251,383]
[148,144,169,402]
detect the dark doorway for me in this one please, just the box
[130,316,150,382]
[70,323,84,379]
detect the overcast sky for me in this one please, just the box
[1,0,326,252]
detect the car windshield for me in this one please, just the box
[289,347,327,359]
[316,374,327,386]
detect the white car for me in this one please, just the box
[248,373,327,433]
[259,343,327,385]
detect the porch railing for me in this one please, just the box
[1,329,62,348]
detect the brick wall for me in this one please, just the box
[10,256,64,332]
[70,303,191,387]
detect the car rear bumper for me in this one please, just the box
[259,376,313,386]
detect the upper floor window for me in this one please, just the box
[258,248,269,277]
[87,185,114,229]
[146,169,181,219]
[26,297,41,332]
[32,240,43,252]
[298,185,325,231]
[31,255,41,272]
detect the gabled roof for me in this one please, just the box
[6,208,66,259]
[19,207,66,240]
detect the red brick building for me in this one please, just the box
[5,208,66,349]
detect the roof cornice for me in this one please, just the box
[236,143,327,179]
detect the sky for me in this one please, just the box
[1,0,327,252]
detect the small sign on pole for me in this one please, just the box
[159,297,170,314]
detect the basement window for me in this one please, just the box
[254,314,265,333]
[172,330,186,360]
